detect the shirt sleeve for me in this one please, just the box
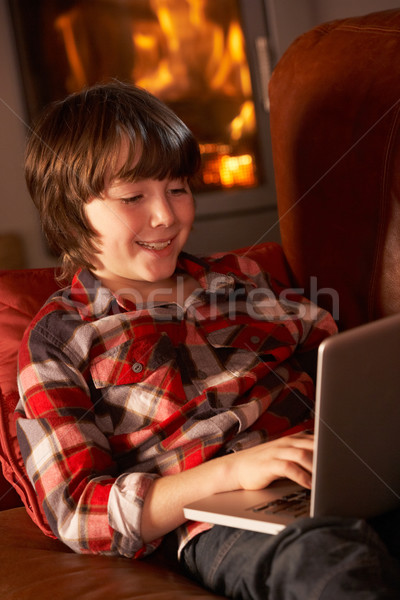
[16,317,160,558]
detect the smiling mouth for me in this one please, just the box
[136,239,172,250]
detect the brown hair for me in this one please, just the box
[25,80,201,280]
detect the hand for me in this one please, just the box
[141,432,313,543]
[225,432,314,491]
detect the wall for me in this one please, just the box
[0,0,55,268]
[313,0,400,23]
[265,0,400,62]
[1,0,399,267]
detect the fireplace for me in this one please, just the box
[9,0,278,253]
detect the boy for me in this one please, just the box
[16,81,399,598]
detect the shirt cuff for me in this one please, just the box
[108,471,161,558]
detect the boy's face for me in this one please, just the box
[84,144,195,298]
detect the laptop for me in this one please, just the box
[184,313,400,534]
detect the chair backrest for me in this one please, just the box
[269,9,400,331]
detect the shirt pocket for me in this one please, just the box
[205,322,292,376]
[90,332,175,388]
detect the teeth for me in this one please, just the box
[137,240,172,250]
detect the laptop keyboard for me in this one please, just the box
[249,489,311,518]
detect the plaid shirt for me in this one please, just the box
[16,251,336,558]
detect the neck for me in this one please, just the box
[100,273,200,305]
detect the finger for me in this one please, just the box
[271,434,314,454]
[276,460,312,489]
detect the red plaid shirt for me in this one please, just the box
[16,251,336,558]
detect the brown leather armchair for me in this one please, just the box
[1,8,400,599]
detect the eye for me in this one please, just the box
[168,186,189,196]
[121,194,143,204]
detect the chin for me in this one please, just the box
[147,271,175,284]
[140,263,172,279]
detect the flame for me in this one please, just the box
[220,154,255,187]
[200,145,257,188]
[134,33,157,52]
[55,10,87,91]
[229,101,256,141]
[133,0,253,100]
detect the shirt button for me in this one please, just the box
[250,335,260,344]
[197,370,208,380]
[132,362,143,373]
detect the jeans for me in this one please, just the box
[179,515,400,599]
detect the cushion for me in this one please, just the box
[0,244,291,532]
[0,268,60,531]
[0,268,61,395]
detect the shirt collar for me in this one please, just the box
[178,251,256,292]
[69,269,122,321]
[69,252,255,320]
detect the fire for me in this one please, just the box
[54,0,259,191]
[133,0,252,100]
[132,0,258,189]
[200,146,256,189]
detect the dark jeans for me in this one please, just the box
[180,514,400,599]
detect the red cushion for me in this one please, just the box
[0,268,60,531]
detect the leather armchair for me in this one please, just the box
[2,8,400,599]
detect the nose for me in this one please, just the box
[149,194,176,228]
